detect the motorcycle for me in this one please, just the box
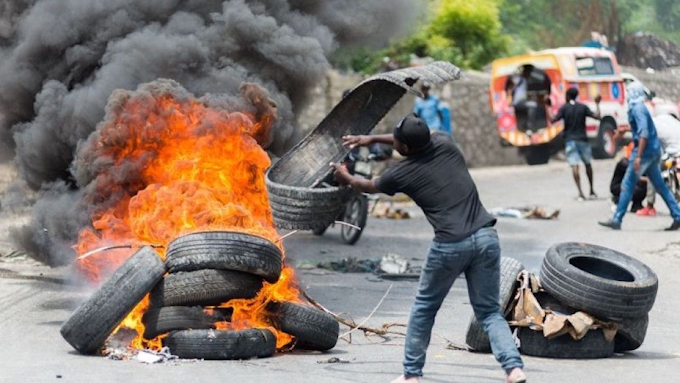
[661,153,680,202]
[313,147,387,245]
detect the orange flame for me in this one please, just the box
[73,83,300,350]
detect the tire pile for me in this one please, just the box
[466,243,658,358]
[267,62,462,231]
[61,231,340,359]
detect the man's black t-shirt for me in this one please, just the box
[375,136,495,243]
[553,102,596,142]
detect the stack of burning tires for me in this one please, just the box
[466,243,657,358]
[60,231,339,359]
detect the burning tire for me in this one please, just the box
[540,243,658,320]
[165,231,283,283]
[164,329,276,360]
[150,269,263,307]
[266,301,339,351]
[142,306,232,339]
[60,247,166,354]
[465,257,524,353]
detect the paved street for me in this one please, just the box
[1,159,679,383]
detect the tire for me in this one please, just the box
[150,269,263,307]
[340,195,368,245]
[266,301,339,351]
[266,176,353,201]
[593,120,617,159]
[60,247,165,354]
[518,327,614,359]
[465,257,525,353]
[142,306,233,339]
[268,193,347,209]
[164,329,276,360]
[266,176,353,231]
[615,314,649,352]
[524,145,550,165]
[540,243,658,320]
[165,231,282,283]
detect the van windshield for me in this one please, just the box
[575,57,614,76]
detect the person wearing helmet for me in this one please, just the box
[599,82,680,231]
[330,115,526,383]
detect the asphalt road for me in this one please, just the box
[1,159,679,383]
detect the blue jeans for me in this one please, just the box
[403,227,524,377]
[565,140,593,166]
[613,152,680,223]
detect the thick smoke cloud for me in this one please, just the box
[2,0,422,265]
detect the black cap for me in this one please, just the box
[394,115,431,150]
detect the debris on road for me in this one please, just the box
[317,357,351,364]
[489,206,560,220]
[135,348,178,364]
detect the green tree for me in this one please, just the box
[429,0,509,69]
[654,0,680,32]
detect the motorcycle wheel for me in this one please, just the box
[340,195,368,245]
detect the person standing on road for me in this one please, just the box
[414,82,450,135]
[599,83,680,231]
[330,115,526,383]
[547,87,601,201]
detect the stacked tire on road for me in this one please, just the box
[267,62,462,231]
[60,231,340,358]
[539,243,657,354]
[464,243,657,358]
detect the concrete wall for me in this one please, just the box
[296,66,680,168]
[296,69,524,168]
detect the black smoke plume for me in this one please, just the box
[1,0,421,266]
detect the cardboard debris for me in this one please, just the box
[489,206,560,220]
[508,271,618,342]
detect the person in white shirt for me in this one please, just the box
[636,114,680,216]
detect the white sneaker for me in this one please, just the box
[390,375,420,383]
[505,368,527,383]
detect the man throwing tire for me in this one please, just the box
[330,115,526,383]
[599,82,680,231]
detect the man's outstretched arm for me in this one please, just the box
[330,163,380,194]
[343,134,393,149]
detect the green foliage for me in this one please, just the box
[653,0,680,32]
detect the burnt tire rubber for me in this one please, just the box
[615,314,649,352]
[540,243,658,320]
[266,301,339,351]
[268,193,346,209]
[60,247,165,354]
[164,329,276,360]
[465,257,525,353]
[165,231,282,283]
[518,327,614,359]
[266,176,353,201]
[142,306,232,339]
[150,269,263,307]
[269,210,341,231]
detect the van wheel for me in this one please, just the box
[593,121,617,159]
[524,145,550,165]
